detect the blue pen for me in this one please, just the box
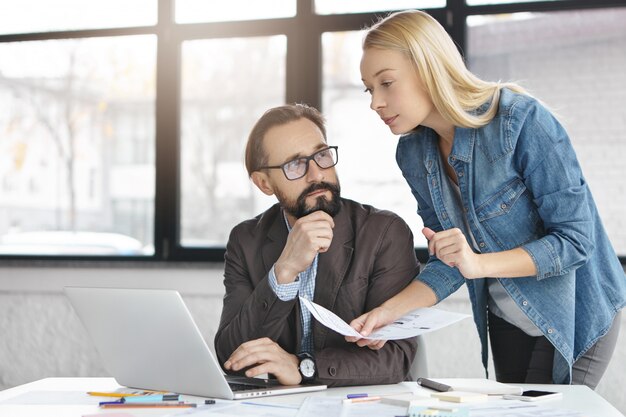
[346,393,368,399]
[122,394,179,403]
[99,400,124,406]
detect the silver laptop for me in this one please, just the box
[64,287,327,399]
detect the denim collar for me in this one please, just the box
[422,126,475,174]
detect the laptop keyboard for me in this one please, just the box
[229,382,266,392]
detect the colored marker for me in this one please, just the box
[100,402,196,409]
[87,391,143,398]
[87,390,167,397]
[122,394,179,403]
[346,393,368,399]
[99,400,124,406]
[343,396,381,404]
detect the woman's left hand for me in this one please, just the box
[423,227,484,279]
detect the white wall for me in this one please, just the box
[0,264,624,414]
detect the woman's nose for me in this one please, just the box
[370,92,384,111]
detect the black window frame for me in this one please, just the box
[0,0,624,265]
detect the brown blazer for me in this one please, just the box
[214,198,420,386]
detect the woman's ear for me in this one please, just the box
[251,171,275,196]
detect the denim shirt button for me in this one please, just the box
[479,242,486,248]
[458,171,464,177]
[450,156,456,162]
[442,212,448,220]
[500,203,507,210]
[547,328,554,334]
[522,300,528,306]
[431,179,437,187]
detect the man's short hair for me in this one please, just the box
[245,103,327,177]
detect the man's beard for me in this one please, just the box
[277,181,341,219]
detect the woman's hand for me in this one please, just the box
[423,227,484,279]
[345,306,396,350]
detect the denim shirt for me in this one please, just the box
[397,88,626,384]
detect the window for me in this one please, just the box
[1,0,624,261]
[180,36,286,247]
[466,0,564,5]
[314,0,445,15]
[0,35,156,257]
[0,0,157,34]
[176,0,296,23]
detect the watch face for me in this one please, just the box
[300,358,315,378]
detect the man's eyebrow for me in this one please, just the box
[282,143,328,163]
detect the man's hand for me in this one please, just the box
[345,306,396,350]
[275,211,334,284]
[423,227,484,279]
[223,337,302,385]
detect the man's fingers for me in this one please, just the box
[228,350,274,371]
[297,211,335,228]
[309,210,335,228]
[244,363,272,378]
[226,338,277,369]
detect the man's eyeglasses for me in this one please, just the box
[258,146,339,181]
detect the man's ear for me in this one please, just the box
[251,171,275,196]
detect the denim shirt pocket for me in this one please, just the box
[475,178,543,250]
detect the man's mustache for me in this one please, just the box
[299,182,340,200]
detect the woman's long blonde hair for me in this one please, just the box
[363,10,527,129]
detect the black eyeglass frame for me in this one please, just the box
[257,146,339,181]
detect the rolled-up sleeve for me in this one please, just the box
[416,256,465,302]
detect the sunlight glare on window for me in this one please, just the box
[176,0,296,23]
[466,0,562,4]
[0,0,156,34]
[315,0,444,15]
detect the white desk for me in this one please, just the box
[0,377,623,417]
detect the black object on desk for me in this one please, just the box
[417,377,453,392]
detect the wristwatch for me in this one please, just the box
[297,352,316,381]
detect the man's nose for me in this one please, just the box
[305,159,324,182]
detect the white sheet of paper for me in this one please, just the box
[175,401,299,417]
[299,297,469,340]
[295,396,406,417]
[467,400,584,417]
[0,391,101,405]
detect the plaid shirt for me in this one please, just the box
[268,211,317,355]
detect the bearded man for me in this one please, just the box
[214,104,420,387]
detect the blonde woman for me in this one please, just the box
[349,10,624,388]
